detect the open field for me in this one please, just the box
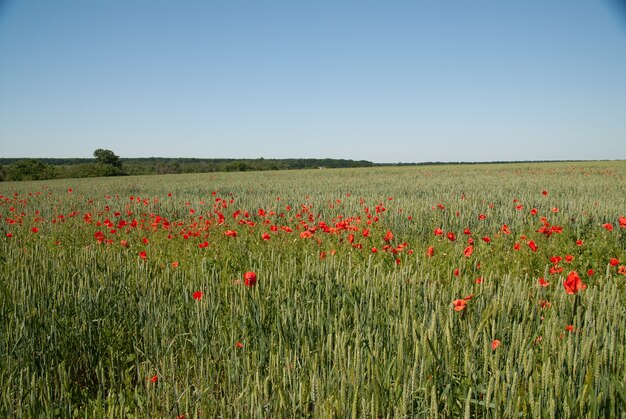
[1,161,625,417]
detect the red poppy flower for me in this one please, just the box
[453,268,460,276]
[464,228,472,235]
[139,251,147,260]
[452,299,468,311]
[261,233,270,240]
[478,214,487,220]
[5,233,12,238]
[463,245,473,258]
[371,247,378,253]
[527,240,538,252]
[501,224,510,235]
[426,246,435,257]
[603,223,613,231]
[538,277,550,287]
[618,266,626,275]
[244,271,257,287]
[481,236,491,243]
[576,239,583,246]
[542,190,548,196]
[609,258,619,266]
[513,243,520,251]
[563,271,586,294]
[235,341,244,349]
[530,208,538,216]
[565,255,574,263]
[150,374,158,383]
[447,232,456,241]
[94,231,105,242]
[434,228,443,236]
[491,339,501,350]
[564,325,574,332]
[620,216,626,228]
[549,265,563,275]
[551,207,559,213]
[587,269,594,276]
[383,230,394,242]
[193,291,203,300]
[539,300,551,309]
[31,227,39,233]
[225,230,238,237]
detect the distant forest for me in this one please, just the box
[0,152,376,181]
[0,150,590,182]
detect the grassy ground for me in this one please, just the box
[1,161,625,417]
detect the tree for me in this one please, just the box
[66,163,123,178]
[6,159,59,181]
[93,149,122,168]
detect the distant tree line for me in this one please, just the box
[1,149,589,182]
[0,149,125,181]
[122,157,374,175]
[0,150,375,181]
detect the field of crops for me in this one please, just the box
[1,161,625,417]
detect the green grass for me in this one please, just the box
[1,161,625,417]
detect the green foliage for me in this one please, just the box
[0,157,374,181]
[93,149,122,168]
[65,163,125,178]
[3,159,60,181]
[0,162,625,416]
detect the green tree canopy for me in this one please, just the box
[5,159,59,181]
[93,149,122,168]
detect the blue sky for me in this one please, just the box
[1,1,625,163]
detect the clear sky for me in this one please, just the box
[1,0,625,163]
